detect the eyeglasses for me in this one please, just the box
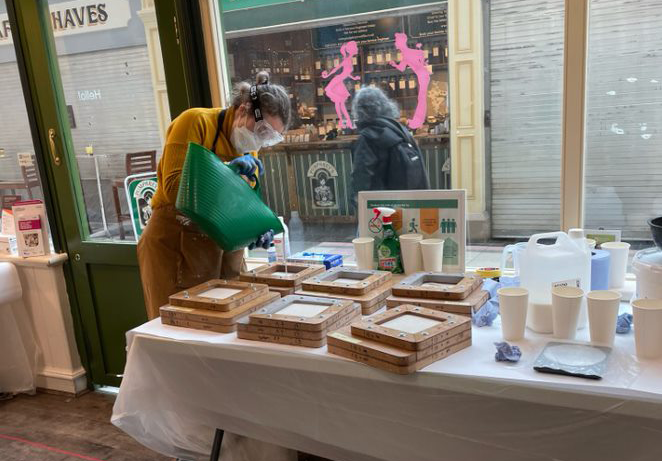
[250,81,284,147]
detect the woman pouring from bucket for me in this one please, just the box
[138,71,291,320]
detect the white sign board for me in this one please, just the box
[358,189,466,273]
[17,152,33,167]
[0,0,131,46]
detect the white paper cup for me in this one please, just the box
[601,241,630,289]
[419,239,444,272]
[551,286,584,340]
[399,233,423,274]
[632,298,662,359]
[587,290,621,346]
[498,287,529,341]
[586,238,597,250]
[352,237,374,270]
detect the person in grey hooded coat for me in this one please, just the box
[350,87,430,210]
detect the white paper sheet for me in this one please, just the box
[199,288,242,299]
[381,314,441,333]
[278,302,328,318]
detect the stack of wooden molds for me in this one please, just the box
[296,267,393,315]
[237,295,361,347]
[328,305,471,374]
[160,279,279,333]
[386,273,488,317]
[239,262,325,296]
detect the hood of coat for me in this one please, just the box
[357,117,411,148]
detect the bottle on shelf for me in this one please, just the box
[389,76,396,92]
[385,47,392,63]
[317,84,325,98]
[398,75,406,94]
[375,47,383,65]
[366,49,374,68]
[315,59,321,71]
[432,42,440,61]
[408,74,417,94]
[354,80,361,92]
[352,55,358,66]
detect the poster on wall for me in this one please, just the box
[125,172,157,239]
[358,190,466,273]
[308,160,338,209]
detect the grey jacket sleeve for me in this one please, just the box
[350,136,380,211]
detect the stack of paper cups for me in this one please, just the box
[400,234,423,274]
[352,237,375,270]
[602,241,630,289]
[419,239,445,272]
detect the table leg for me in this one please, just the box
[209,428,224,461]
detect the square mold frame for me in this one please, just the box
[386,287,489,316]
[295,280,394,315]
[247,295,355,331]
[169,279,269,312]
[240,263,325,288]
[392,273,482,300]
[302,267,391,295]
[351,305,471,351]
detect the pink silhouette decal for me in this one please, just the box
[321,41,360,129]
[389,32,432,129]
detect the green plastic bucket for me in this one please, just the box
[175,142,283,252]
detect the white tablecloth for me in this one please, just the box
[111,312,662,461]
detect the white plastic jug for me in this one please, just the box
[519,231,591,333]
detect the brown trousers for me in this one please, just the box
[137,206,245,320]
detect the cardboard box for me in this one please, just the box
[12,200,50,258]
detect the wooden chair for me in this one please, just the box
[112,151,157,239]
[0,164,40,199]
[1,194,22,210]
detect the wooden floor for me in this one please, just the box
[0,391,170,461]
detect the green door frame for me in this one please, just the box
[7,0,212,387]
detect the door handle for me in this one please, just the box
[48,128,61,166]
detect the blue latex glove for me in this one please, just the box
[494,342,522,363]
[616,313,633,334]
[248,229,275,250]
[229,154,264,181]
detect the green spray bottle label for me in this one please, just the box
[374,207,402,273]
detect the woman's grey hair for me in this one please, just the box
[232,71,292,129]
[352,86,400,124]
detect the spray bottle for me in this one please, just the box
[374,207,402,273]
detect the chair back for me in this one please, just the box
[21,164,40,188]
[1,194,22,210]
[125,151,157,175]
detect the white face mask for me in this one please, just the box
[231,125,262,154]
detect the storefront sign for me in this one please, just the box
[0,0,131,46]
[125,172,157,239]
[407,10,448,38]
[221,0,300,12]
[313,17,404,49]
[358,190,466,273]
[307,160,338,209]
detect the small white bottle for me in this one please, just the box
[274,216,291,261]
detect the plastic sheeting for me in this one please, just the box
[0,262,39,395]
[112,314,662,461]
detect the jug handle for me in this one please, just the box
[501,244,515,271]
[527,231,571,250]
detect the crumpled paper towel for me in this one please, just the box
[616,313,633,334]
[494,341,522,362]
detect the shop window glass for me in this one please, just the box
[479,0,565,268]
[46,0,169,242]
[584,0,661,257]
[0,0,53,250]
[224,2,451,262]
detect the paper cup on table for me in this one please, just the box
[419,239,444,272]
[498,287,529,341]
[632,298,662,359]
[400,233,423,274]
[551,286,584,340]
[352,237,374,270]
[585,238,597,250]
[602,241,630,289]
[587,290,621,346]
